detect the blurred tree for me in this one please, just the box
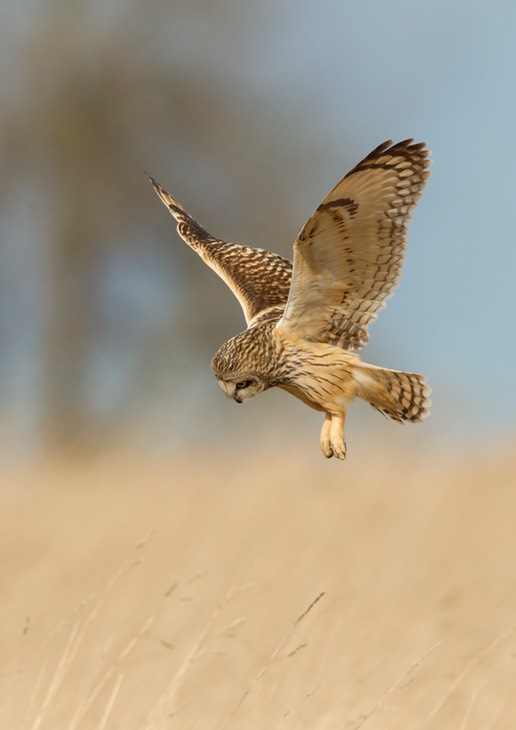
[0,0,318,452]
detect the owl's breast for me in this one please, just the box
[277,382,326,411]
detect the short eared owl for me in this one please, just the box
[148,140,431,459]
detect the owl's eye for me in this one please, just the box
[236,379,253,389]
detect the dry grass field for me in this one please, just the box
[1,439,515,729]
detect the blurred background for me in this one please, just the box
[1,0,515,459]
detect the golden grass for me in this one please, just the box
[1,439,515,728]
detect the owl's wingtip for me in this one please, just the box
[146,173,177,207]
[144,170,160,189]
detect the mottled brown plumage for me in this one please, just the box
[149,140,431,459]
[147,177,292,326]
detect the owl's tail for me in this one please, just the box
[354,363,431,423]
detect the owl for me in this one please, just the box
[148,139,431,459]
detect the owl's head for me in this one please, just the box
[214,375,266,404]
[211,327,277,404]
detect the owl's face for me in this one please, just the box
[211,325,278,403]
[215,375,266,404]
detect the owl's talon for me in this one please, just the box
[332,441,347,460]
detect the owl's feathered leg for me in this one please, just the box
[320,413,332,458]
[320,411,347,460]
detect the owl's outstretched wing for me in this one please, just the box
[277,140,431,349]
[148,176,292,327]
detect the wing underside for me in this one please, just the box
[277,139,431,349]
